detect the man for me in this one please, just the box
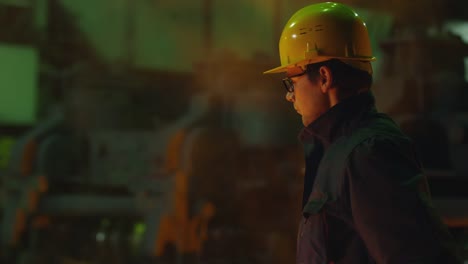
[264,2,460,263]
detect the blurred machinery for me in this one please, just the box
[374,29,468,178]
[373,27,468,258]
[0,1,304,263]
[0,51,304,264]
[2,105,216,263]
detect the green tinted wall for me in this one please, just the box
[0,44,37,125]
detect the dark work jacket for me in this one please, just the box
[297,91,460,264]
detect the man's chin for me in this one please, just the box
[301,115,317,127]
[301,117,310,127]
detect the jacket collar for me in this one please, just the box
[299,91,376,147]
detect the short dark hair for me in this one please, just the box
[305,59,373,92]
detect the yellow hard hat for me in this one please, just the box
[264,2,375,74]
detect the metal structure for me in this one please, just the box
[0,51,304,264]
[2,92,221,263]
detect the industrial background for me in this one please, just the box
[0,0,467,263]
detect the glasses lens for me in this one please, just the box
[282,78,294,92]
[282,70,306,93]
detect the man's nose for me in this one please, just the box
[285,92,295,102]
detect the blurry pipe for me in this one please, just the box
[203,0,213,55]
[273,0,282,52]
[125,0,136,66]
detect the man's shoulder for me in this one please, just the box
[336,113,414,159]
[352,112,409,143]
[347,114,417,163]
[321,112,415,168]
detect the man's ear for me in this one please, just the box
[318,66,333,93]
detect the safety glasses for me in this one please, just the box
[282,70,307,93]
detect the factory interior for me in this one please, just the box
[0,0,468,263]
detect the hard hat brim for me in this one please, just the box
[263,56,376,75]
[263,65,288,74]
[263,58,317,74]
